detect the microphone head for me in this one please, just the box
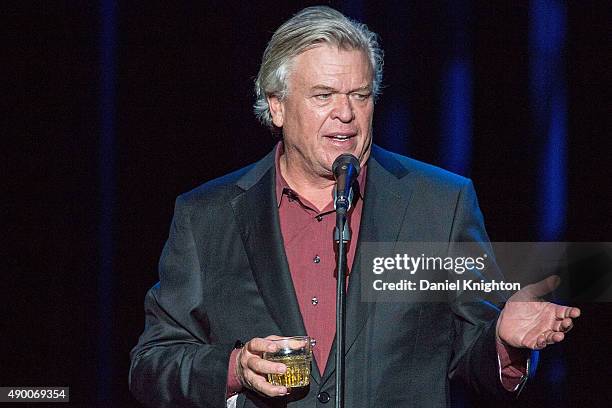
[332,154,361,178]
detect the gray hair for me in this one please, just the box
[254,6,384,128]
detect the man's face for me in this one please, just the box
[268,45,374,179]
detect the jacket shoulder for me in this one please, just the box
[176,164,256,209]
[372,145,471,191]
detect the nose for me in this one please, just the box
[330,94,354,123]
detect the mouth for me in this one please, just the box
[324,132,357,142]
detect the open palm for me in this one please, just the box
[497,276,581,350]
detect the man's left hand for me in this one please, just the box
[497,275,581,350]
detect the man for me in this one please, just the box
[130,6,580,407]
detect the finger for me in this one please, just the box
[558,318,573,332]
[524,275,560,298]
[547,331,565,344]
[265,335,285,341]
[243,370,288,397]
[246,356,286,375]
[535,333,548,349]
[287,338,308,350]
[555,305,581,320]
[568,307,581,318]
[251,378,288,397]
[247,338,278,353]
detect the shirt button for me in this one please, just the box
[317,392,331,403]
[313,255,321,264]
[316,215,323,222]
[311,297,318,305]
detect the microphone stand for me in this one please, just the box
[334,197,351,408]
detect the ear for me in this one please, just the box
[267,95,285,128]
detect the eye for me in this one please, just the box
[315,93,332,100]
[352,93,371,101]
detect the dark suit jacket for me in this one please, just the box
[129,145,517,407]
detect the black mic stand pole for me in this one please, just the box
[334,203,351,408]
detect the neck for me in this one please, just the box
[279,151,335,211]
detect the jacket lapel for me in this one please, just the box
[321,146,413,384]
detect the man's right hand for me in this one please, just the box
[235,335,290,397]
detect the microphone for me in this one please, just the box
[332,154,361,213]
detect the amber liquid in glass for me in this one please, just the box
[266,354,311,387]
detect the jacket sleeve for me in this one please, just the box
[129,196,234,408]
[446,180,530,399]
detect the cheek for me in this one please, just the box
[312,107,332,123]
[291,103,327,126]
[302,109,332,136]
[357,107,374,132]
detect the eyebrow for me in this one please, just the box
[310,85,372,93]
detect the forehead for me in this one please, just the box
[288,45,373,89]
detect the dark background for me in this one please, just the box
[5,1,611,406]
